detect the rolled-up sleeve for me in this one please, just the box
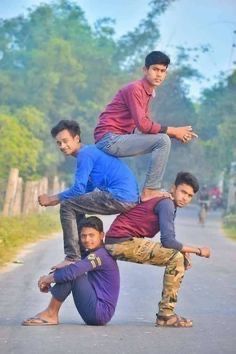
[154,199,183,251]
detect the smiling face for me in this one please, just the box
[55,129,80,156]
[80,227,104,250]
[171,183,195,208]
[143,64,168,88]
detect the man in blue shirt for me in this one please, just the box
[22,216,120,326]
[38,120,139,265]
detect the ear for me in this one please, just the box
[143,66,148,74]
[75,134,80,142]
[100,232,105,241]
[170,185,176,194]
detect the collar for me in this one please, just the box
[141,77,156,96]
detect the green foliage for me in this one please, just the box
[117,0,176,65]
[0,111,43,179]
[0,211,60,266]
[196,70,236,180]
[223,213,236,241]
[0,0,233,193]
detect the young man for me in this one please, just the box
[105,172,211,328]
[22,217,120,326]
[94,51,198,201]
[38,120,139,263]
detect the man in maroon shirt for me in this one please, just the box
[105,172,211,328]
[94,51,198,201]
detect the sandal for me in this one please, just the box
[22,317,58,326]
[155,313,193,328]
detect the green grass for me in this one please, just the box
[222,213,236,241]
[0,211,60,266]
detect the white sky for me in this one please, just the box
[0,0,236,99]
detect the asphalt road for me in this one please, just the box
[0,205,236,354]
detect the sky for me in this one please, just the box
[0,0,236,99]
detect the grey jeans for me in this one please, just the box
[95,132,171,189]
[60,190,136,261]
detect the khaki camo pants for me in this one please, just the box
[105,238,185,316]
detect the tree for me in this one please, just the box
[0,112,42,179]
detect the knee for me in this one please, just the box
[161,133,171,148]
[172,251,185,269]
[60,200,73,215]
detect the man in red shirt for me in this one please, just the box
[105,172,210,328]
[94,51,198,201]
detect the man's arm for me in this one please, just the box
[166,126,198,143]
[53,250,103,283]
[38,149,95,207]
[181,245,210,258]
[58,149,95,201]
[155,199,210,258]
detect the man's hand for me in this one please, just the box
[167,126,198,143]
[197,247,211,258]
[184,253,192,270]
[38,194,60,207]
[51,259,75,271]
[38,274,54,292]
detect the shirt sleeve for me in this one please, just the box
[53,251,103,283]
[58,149,95,201]
[154,199,183,251]
[124,85,161,134]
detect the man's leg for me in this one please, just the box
[22,277,99,326]
[96,132,171,196]
[105,238,190,325]
[60,191,136,261]
[21,282,71,326]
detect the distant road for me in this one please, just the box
[0,206,236,354]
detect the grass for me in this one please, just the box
[222,213,236,241]
[0,211,61,266]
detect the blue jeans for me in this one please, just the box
[96,132,171,189]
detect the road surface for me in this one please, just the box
[0,205,236,354]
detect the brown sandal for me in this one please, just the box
[22,317,58,326]
[155,313,193,328]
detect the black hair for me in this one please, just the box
[51,120,81,139]
[78,216,104,234]
[145,51,170,68]
[174,172,199,193]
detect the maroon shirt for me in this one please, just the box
[106,197,183,251]
[94,78,162,142]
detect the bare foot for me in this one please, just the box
[141,188,173,202]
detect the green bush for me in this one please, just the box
[0,211,60,266]
[223,213,236,240]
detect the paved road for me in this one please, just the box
[0,206,236,354]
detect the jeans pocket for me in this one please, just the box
[96,133,119,152]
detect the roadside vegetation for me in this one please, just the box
[0,211,60,266]
[223,213,236,241]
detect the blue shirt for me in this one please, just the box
[58,145,139,203]
[54,247,120,325]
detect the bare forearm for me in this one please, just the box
[166,126,198,142]
[181,245,211,258]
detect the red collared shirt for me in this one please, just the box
[94,78,162,142]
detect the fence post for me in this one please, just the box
[11,177,23,216]
[2,168,19,216]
